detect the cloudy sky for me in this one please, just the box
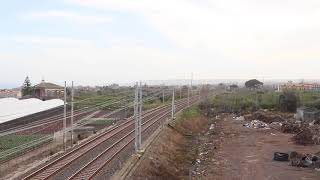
[1,0,320,87]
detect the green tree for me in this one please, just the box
[22,76,33,96]
[245,79,263,89]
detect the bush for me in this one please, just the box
[279,91,300,112]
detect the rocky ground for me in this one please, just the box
[129,112,320,180]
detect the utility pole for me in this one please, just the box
[138,82,142,148]
[70,81,74,147]
[172,89,175,120]
[162,89,165,103]
[134,82,139,151]
[199,86,201,101]
[63,81,67,151]
[191,73,193,97]
[180,87,182,99]
[124,100,127,119]
[187,86,190,107]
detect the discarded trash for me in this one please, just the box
[209,124,215,130]
[196,159,201,164]
[243,120,269,129]
[288,151,320,169]
[273,152,289,161]
[292,125,320,145]
[235,116,245,121]
[281,122,306,134]
[269,122,283,130]
[199,151,209,156]
[245,111,288,123]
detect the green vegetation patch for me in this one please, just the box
[0,134,43,150]
[180,105,201,120]
[211,90,320,112]
[143,99,165,110]
[88,118,114,126]
[0,134,52,162]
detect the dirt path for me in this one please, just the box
[208,116,320,180]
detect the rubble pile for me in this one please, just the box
[241,110,320,145]
[292,125,320,145]
[280,122,307,134]
[244,110,292,124]
[274,151,320,170]
[269,122,283,130]
[243,120,269,129]
[289,151,320,169]
[253,111,285,123]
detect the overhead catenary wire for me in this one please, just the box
[0,86,194,161]
[0,87,172,137]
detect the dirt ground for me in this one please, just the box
[130,113,320,180]
[130,110,210,180]
[207,116,320,180]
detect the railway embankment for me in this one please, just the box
[128,106,211,179]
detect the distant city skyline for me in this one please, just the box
[1,0,320,88]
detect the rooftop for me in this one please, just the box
[34,80,63,90]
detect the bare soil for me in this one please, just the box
[130,113,210,180]
[130,113,320,180]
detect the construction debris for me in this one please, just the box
[280,122,307,134]
[289,151,320,169]
[269,122,283,130]
[292,125,320,145]
[235,116,245,121]
[244,110,290,123]
[243,120,270,129]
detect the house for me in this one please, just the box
[0,89,22,98]
[227,84,239,92]
[34,80,64,100]
[280,82,320,92]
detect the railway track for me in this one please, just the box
[0,97,130,136]
[23,97,198,180]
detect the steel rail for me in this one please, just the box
[69,100,191,180]
[1,89,168,136]
[22,98,188,180]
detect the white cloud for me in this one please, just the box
[23,10,112,24]
[3,0,320,87]
[13,36,92,47]
[66,0,320,61]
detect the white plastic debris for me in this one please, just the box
[235,116,245,121]
[209,124,215,130]
[243,120,269,129]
